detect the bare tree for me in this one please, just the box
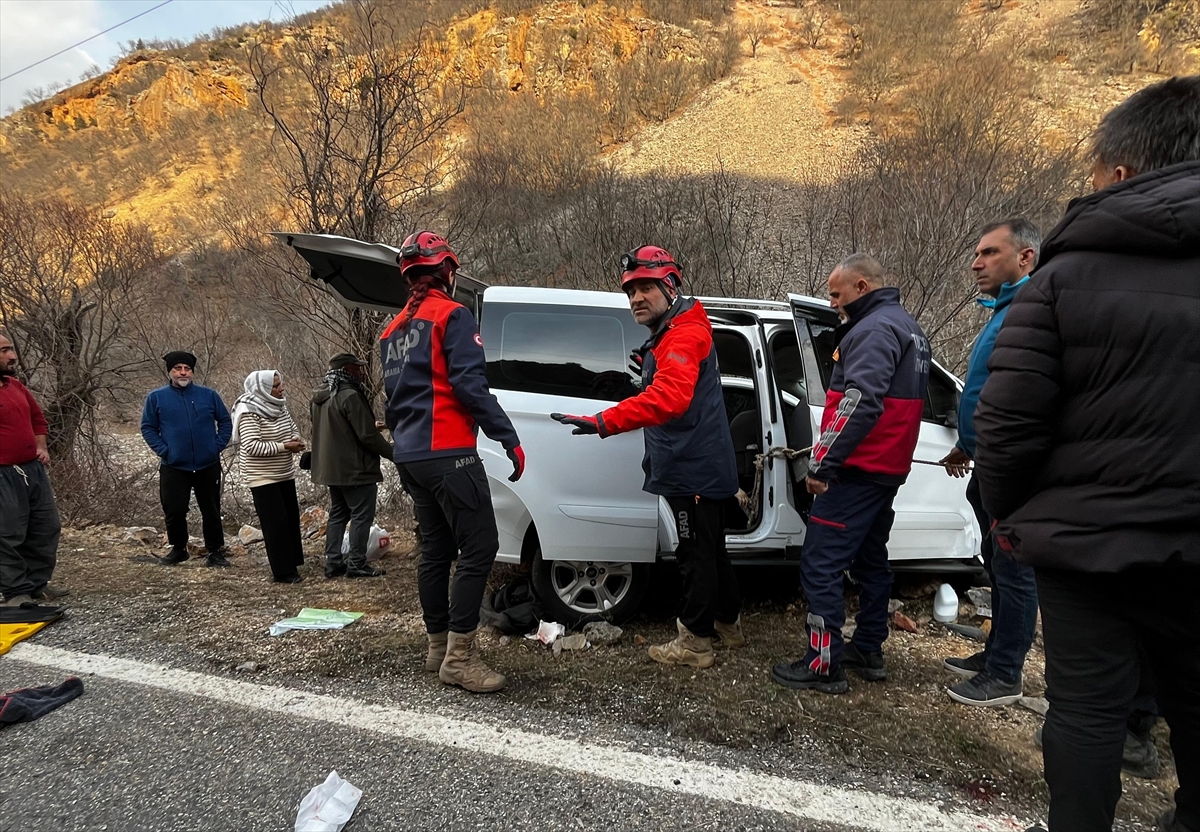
[244,0,468,375]
[0,190,163,458]
[746,18,772,57]
[798,4,828,49]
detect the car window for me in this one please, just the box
[769,330,807,402]
[713,330,754,379]
[482,302,642,402]
[924,365,959,425]
[805,318,837,391]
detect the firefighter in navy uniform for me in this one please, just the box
[552,246,743,669]
[771,253,930,695]
[381,231,525,694]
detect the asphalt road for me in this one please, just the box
[0,645,1026,832]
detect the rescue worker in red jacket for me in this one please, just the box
[552,246,742,669]
[771,253,930,694]
[381,231,524,694]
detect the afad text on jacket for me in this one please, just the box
[809,286,930,484]
[597,296,737,500]
[381,288,518,464]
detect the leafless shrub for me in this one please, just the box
[745,18,772,58]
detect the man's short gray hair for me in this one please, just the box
[837,253,885,287]
[980,217,1041,270]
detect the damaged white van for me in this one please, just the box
[278,233,981,624]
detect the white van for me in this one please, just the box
[278,233,982,624]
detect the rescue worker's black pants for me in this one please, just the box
[0,461,60,600]
[398,454,499,635]
[159,463,224,552]
[667,495,741,638]
[1036,565,1200,831]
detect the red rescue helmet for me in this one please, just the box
[619,245,681,291]
[398,231,459,279]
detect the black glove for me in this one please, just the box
[506,446,525,482]
[551,413,601,436]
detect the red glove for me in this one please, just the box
[551,413,602,436]
[506,446,525,482]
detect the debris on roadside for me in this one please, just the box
[933,583,959,622]
[893,611,920,633]
[887,599,904,614]
[582,620,623,645]
[1018,696,1050,716]
[967,588,993,618]
[945,622,988,642]
[238,525,265,545]
[235,661,259,672]
[841,618,857,639]
[269,608,364,637]
[341,525,390,562]
[525,620,565,645]
[633,634,648,646]
[121,526,159,545]
[295,770,361,832]
[299,507,329,539]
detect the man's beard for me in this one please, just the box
[0,363,15,377]
[172,378,191,388]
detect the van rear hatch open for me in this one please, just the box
[272,231,487,316]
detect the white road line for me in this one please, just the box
[8,643,1027,832]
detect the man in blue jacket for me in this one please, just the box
[772,253,929,694]
[141,351,233,566]
[939,218,1041,707]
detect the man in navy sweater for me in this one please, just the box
[140,351,233,566]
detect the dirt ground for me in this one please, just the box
[43,524,1177,828]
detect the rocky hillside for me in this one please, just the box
[0,0,1195,249]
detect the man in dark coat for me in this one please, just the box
[975,75,1200,832]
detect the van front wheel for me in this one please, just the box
[531,547,650,626]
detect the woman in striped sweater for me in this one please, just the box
[232,370,307,583]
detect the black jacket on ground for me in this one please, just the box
[975,160,1200,572]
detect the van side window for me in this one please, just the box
[769,331,807,402]
[481,302,642,402]
[924,365,959,426]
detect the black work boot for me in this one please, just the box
[325,558,347,579]
[205,549,232,568]
[943,650,987,677]
[842,641,887,681]
[770,660,848,694]
[159,547,189,565]
[345,563,385,578]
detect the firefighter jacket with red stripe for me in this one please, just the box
[597,297,738,499]
[809,287,930,484]
[380,288,519,464]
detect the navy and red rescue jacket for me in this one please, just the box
[809,287,930,484]
[597,297,737,499]
[381,288,519,464]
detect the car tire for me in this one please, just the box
[531,546,651,627]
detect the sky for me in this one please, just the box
[0,0,332,113]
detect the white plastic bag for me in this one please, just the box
[340,524,391,561]
[295,770,362,832]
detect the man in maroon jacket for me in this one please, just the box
[0,333,65,607]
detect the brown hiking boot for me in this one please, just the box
[648,619,715,668]
[425,631,448,672]
[439,629,506,693]
[714,616,745,648]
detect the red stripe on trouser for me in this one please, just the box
[809,515,847,530]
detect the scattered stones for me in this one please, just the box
[633,634,648,646]
[841,618,857,639]
[185,538,206,557]
[967,587,993,618]
[299,506,328,539]
[235,661,259,672]
[582,621,623,645]
[892,611,919,633]
[1018,696,1050,716]
[558,633,588,651]
[121,526,159,545]
[227,542,248,557]
[887,599,904,614]
[238,525,264,545]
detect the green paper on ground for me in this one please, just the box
[269,607,364,637]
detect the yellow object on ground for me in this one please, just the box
[0,622,50,656]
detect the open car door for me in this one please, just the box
[787,294,979,565]
[271,232,486,316]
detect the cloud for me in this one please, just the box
[0,0,104,111]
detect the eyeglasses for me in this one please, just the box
[620,251,677,272]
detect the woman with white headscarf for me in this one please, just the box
[232,370,306,583]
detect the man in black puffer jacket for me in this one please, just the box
[975,76,1200,832]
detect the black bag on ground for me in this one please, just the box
[479,575,543,636]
